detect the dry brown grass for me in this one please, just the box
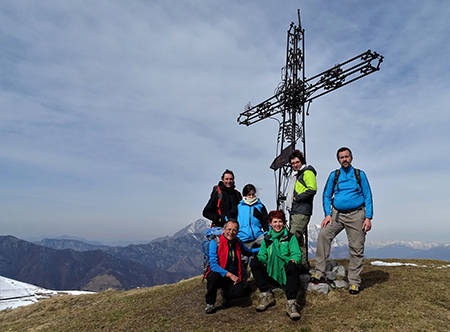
[1,259,449,332]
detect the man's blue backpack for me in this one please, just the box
[202,227,222,280]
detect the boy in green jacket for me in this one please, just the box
[250,209,301,320]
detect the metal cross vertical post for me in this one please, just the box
[237,10,383,262]
[275,11,306,211]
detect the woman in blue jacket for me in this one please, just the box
[237,184,269,283]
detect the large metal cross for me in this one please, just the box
[238,10,383,209]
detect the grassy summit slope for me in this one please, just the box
[1,259,449,332]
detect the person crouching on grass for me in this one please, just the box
[204,219,259,314]
[250,209,301,320]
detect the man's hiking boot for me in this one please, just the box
[205,303,216,314]
[310,273,326,284]
[286,299,300,320]
[349,284,360,295]
[256,292,276,312]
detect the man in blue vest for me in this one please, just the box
[313,147,373,295]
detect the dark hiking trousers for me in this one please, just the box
[250,259,299,300]
[205,271,246,305]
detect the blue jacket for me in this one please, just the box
[323,166,373,219]
[237,199,269,242]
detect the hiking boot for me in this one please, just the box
[349,284,360,295]
[256,292,276,312]
[310,273,326,284]
[205,303,216,314]
[286,299,300,320]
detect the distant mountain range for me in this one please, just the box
[306,224,450,261]
[0,235,184,292]
[1,219,449,292]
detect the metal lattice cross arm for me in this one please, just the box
[237,50,383,126]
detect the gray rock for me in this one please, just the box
[307,282,329,294]
[326,271,337,281]
[333,279,348,289]
[326,261,339,270]
[307,262,348,294]
[332,265,346,277]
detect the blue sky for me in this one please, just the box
[1,0,449,244]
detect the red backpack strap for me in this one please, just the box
[216,185,222,216]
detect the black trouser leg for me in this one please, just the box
[251,259,299,299]
[205,271,223,304]
[250,259,271,293]
[285,261,299,300]
[206,271,246,304]
[222,280,246,301]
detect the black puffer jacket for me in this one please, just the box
[203,181,242,227]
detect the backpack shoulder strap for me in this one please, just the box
[214,236,220,247]
[281,231,294,242]
[202,235,221,281]
[263,233,272,248]
[332,169,340,194]
[354,168,362,190]
[214,185,222,197]
[214,185,222,216]
[333,168,362,193]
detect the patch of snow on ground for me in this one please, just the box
[0,276,93,311]
[370,260,450,268]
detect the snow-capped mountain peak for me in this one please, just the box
[173,219,210,238]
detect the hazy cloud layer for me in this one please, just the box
[1,1,449,244]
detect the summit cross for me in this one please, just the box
[237,10,383,209]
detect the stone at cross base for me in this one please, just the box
[302,261,349,294]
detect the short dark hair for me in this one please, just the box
[336,147,353,160]
[268,209,287,224]
[221,169,235,180]
[289,149,306,164]
[224,218,239,230]
[242,184,256,197]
